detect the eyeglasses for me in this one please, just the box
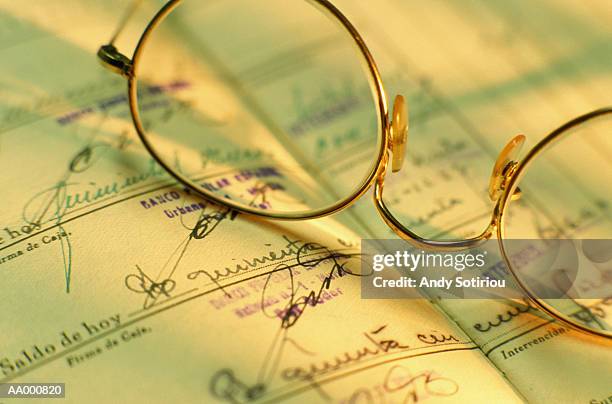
[98,0,611,341]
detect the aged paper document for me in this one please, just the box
[0,0,610,402]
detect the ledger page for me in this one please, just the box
[0,1,523,403]
[334,0,612,402]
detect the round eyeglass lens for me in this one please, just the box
[131,0,383,217]
[500,110,612,338]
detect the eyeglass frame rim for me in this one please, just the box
[373,107,612,340]
[125,0,391,220]
[496,107,612,341]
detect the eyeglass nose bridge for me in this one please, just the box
[390,94,408,173]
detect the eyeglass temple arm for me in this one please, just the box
[96,0,143,77]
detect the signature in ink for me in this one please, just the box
[280,325,410,385]
[266,242,364,329]
[344,365,459,404]
[20,140,124,292]
[125,265,177,309]
[209,369,266,404]
[382,365,458,403]
[189,205,239,240]
[129,202,239,309]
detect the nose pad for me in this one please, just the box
[390,95,409,173]
[488,134,526,201]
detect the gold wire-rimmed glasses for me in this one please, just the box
[98,0,611,341]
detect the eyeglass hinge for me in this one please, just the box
[97,44,133,78]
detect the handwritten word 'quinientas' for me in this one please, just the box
[186,236,319,285]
